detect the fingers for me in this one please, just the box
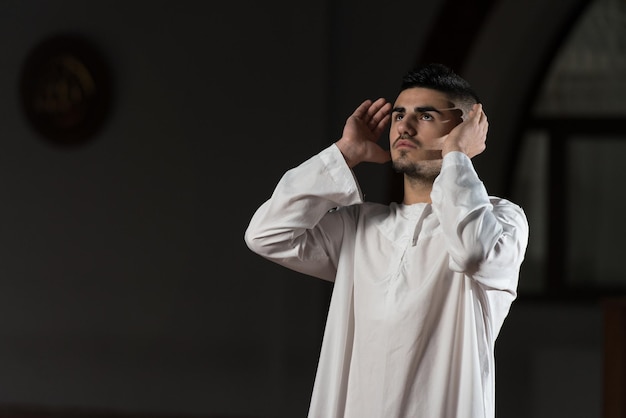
[373,112,391,138]
[365,98,391,140]
[470,103,488,125]
[366,98,389,120]
[468,103,489,139]
[468,103,482,121]
[352,99,374,118]
[350,98,392,142]
[369,96,389,116]
[354,98,390,124]
[473,104,488,155]
[442,103,489,158]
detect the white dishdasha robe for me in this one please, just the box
[245,144,529,418]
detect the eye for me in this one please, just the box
[419,113,434,121]
[393,113,404,121]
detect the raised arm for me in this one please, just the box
[432,104,528,292]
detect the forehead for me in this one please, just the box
[393,87,453,109]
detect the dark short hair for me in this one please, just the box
[400,63,480,111]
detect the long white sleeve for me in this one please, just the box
[431,151,529,294]
[245,144,363,281]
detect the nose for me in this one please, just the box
[396,115,417,137]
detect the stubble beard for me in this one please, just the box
[391,150,442,184]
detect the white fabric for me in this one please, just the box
[245,144,529,418]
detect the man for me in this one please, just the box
[245,63,529,418]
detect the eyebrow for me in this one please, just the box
[392,106,457,115]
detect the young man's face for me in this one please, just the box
[389,87,463,179]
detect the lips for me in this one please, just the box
[394,138,417,149]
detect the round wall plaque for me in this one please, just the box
[19,34,113,147]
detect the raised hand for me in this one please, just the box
[335,98,392,168]
[441,103,488,159]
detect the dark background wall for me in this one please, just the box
[0,0,608,417]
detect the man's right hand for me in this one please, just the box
[335,98,392,168]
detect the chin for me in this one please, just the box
[392,159,441,180]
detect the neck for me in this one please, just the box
[402,175,434,205]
